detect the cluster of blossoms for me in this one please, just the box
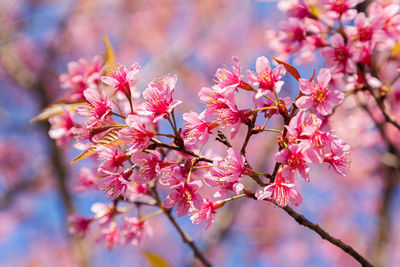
[269,0,400,134]
[47,46,351,250]
[32,0,399,265]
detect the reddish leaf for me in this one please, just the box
[268,53,301,81]
[309,68,316,82]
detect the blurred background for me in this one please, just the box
[0,0,398,266]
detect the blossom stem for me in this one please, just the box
[110,111,126,119]
[167,116,179,137]
[262,128,281,134]
[219,194,246,205]
[263,95,278,105]
[155,133,176,138]
[251,106,278,113]
[193,165,212,170]
[140,209,164,222]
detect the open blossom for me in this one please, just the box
[324,0,359,22]
[137,75,182,123]
[247,56,286,99]
[286,110,315,142]
[183,111,217,145]
[301,123,335,161]
[102,223,120,251]
[49,109,75,146]
[204,171,244,198]
[97,147,129,174]
[296,68,344,116]
[130,151,161,184]
[164,180,203,217]
[67,215,93,237]
[190,199,219,230]
[255,170,302,207]
[216,106,249,138]
[214,56,243,93]
[101,63,140,98]
[159,165,184,186]
[324,139,351,176]
[198,86,235,115]
[120,217,150,245]
[59,56,103,101]
[74,167,98,192]
[346,12,384,44]
[211,148,246,182]
[100,168,133,200]
[275,143,317,182]
[76,88,114,126]
[279,18,306,46]
[118,115,155,152]
[368,1,400,41]
[321,34,359,74]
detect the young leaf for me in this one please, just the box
[71,129,124,163]
[309,68,316,82]
[31,103,86,123]
[142,250,170,267]
[268,53,301,81]
[103,33,116,75]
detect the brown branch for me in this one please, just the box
[244,190,373,267]
[152,188,212,267]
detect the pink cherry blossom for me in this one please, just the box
[214,56,243,93]
[130,151,161,184]
[321,34,360,74]
[67,215,93,238]
[255,170,302,207]
[190,199,218,230]
[59,56,103,101]
[100,168,133,200]
[97,147,129,174]
[137,75,182,123]
[101,63,140,98]
[121,217,149,245]
[198,85,235,116]
[183,111,217,145]
[324,0,359,22]
[164,181,203,217]
[74,167,98,192]
[285,110,315,142]
[75,88,114,126]
[102,223,120,251]
[324,139,351,176]
[279,18,307,46]
[211,148,246,182]
[247,56,286,99]
[204,171,244,198]
[275,143,315,182]
[159,165,184,186]
[296,68,344,116]
[118,115,155,152]
[49,109,75,146]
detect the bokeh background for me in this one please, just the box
[0,0,398,266]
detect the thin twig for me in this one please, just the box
[244,190,373,267]
[152,188,212,267]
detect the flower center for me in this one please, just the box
[311,85,328,103]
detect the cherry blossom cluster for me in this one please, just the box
[46,45,351,250]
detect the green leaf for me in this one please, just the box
[142,250,170,267]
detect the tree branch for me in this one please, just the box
[244,190,373,267]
